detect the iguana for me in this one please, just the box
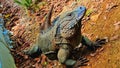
[24,6,106,67]
[0,13,16,68]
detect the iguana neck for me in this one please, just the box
[68,29,81,48]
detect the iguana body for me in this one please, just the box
[24,6,106,67]
[0,14,16,68]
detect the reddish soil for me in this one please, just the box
[0,0,120,68]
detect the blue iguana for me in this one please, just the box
[0,13,16,68]
[24,6,106,67]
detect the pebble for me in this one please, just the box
[91,13,101,21]
[90,53,96,57]
[110,35,119,41]
[114,21,120,31]
[106,3,118,11]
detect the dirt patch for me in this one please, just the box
[1,0,120,68]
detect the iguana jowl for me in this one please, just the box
[24,6,106,67]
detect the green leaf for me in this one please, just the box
[85,9,93,16]
[23,0,29,6]
[28,0,32,4]
[14,0,32,8]
[14,0,23,6]
[44,62,48,65]
[77,0,80,1]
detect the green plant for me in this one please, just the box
[85,9,93,16]
[76,0,80,2]
[14,0,32,10]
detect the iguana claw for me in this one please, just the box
[94,38,107,47]
[74,57,89,68]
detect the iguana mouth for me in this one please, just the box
[65,6,86,29]
[76,6,86,21]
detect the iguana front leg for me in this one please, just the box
[57,44,70,64]
[81,35,106,50]
[24,44,42,57]
[57,44,88,67]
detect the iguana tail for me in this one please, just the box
[0,44,16,68]
[0,14,16,68]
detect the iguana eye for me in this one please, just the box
[67,13,72,16]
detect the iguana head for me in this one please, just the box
[58,6,86,38]
[40,6,86,39]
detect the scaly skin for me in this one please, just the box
[0,14,16,68]
[24,6,106,67]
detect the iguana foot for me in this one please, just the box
[73,57,89,68]
[87,38,107,51]
[94,38,107,47]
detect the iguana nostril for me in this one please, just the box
[80,7,82,9]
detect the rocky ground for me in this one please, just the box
[0,0,120,68]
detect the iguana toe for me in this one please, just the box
[94,38,107,47]
[73,57,89,68]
